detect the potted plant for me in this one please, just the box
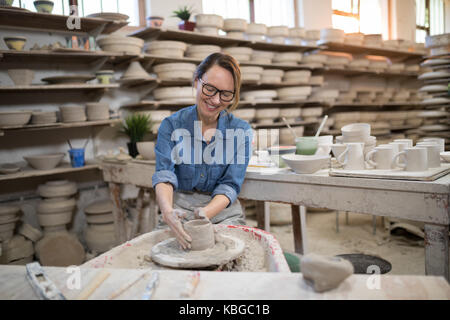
[172,5,195,31]
[120,113,152,158]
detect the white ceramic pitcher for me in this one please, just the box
[336,142,365,170]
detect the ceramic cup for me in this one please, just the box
[365,145,395,169]
[183,219,215,251]
[315,135,333,156]
[393,139,413,148]
[391,147,428,172]
[415,143,441,168]
[420,138,445,153]
[337,142,365,170]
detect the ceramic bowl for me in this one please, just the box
[223,18,247,32]
[226,30,245,39]
[233,108,256,121]
[255,108,280,119]
[24,153,64,170]
[280,107,302,118]
[84,200,113,215]
[185,44,221,58]
[0,111,32,127]
[153,87,195,101]
[4,36,27,51]
[97,35,144,55]
[95,70,114,84]
[247,23,267,35]
[282,154,330,174]
[267,26,289,37]
[38,180,77,198]
[341,123,371,140]
[136,141,155,160]
[146,16,164,27]
[7,69,35,86]
[86,102,110,121]
[34,0,54,13]
[195,14,224,28]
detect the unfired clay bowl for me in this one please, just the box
[0,111,32,127]
[38,180,77,198]
[7,69,35,86]
[23,153,65,170]
[136,141,155,160]
[183,219,215,251]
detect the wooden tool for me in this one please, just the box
[108,272,148,300]
[75,270,110,300]
[26,262,66,300]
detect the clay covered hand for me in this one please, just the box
[193,207,209,221]
[162,208,192,250]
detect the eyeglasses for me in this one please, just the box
[198,78,235,102]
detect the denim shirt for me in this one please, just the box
[152,105,253,207]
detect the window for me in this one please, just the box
[416,0,444,43]
[11,0,142,27]
[332,0,360,33]
[202,0,295,27]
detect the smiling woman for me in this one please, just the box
[151,52,253,250]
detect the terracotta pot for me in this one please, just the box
[183,219,215,251]
[178,21,196,31]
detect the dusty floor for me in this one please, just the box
[246,207,427,276]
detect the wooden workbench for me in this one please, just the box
[1,265,448,300]
[100,161,450,281]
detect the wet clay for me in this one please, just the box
[183,219,215,251]
[300,253,354,293]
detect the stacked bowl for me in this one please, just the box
[241,90,277,102]
[195,14,224,35]
[277,86,312,101]
[241,66,264,82]
[84,200,116,254]
[0,111,32,127]
[251,50,275,64]
[320,28,345,43]
[223,18,247,39]
[153,63,196,81]
[283,70,311,84]
[0,205,22,242]
[266,26,289,44]
[59,104,86,123]
[273,52,302,65]
[86,102,110,121]
[31,111,57,125]
[245,23,267,41]
[153,87,196,101]
[222,47,253,62]
[185,45,221,60]
[255,108,280,124]
[97,35,144,55]
[261,69,284,83]
[287,27,306,45]
[364,34,383,47]
[146,40,187,58]
[345,33,364,46]
[36,180,78,234]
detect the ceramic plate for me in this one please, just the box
[420,97,450,105]
[418,71,450,80]
[420,59,450,67]
[41,75,95,84]
[0,163,20,174]
[418,111,448,118]
[419,125,449,132]
[418,85,448,93]
[86,12,129,21]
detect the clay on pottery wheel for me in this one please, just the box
[300,253,354,293]
[35,232,85,267]
[151,231,246,269]
[18,223,43,242]
[183,219,215,251]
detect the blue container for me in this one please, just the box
[68,148,85,167]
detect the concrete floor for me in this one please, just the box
[246,206,426,276]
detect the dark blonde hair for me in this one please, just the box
[193,52,241,111]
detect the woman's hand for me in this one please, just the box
[193,207,209,221]
[162,208,192,250]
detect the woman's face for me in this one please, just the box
[195,64,235,123]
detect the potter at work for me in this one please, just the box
[152,52,252,250]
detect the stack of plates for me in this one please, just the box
[241,66,264,82]
[261,69,284,83]
[241,90,277,102]
[83,200,116,254]
[277,86,312,101]
[86,102,110,121]
[31,111,57,125]
[59,105,86,122]
[185,45,221,60]
[222,47,253,62]
[0,205,22,242]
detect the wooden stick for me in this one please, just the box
[108,272,148,300]
[75,270,110,300]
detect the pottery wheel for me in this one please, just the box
[151,233,245,269]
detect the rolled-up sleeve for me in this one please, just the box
[152,118,178,190]
[211,127,253,207]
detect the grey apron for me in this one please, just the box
[157,191,246,228]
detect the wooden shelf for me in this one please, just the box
[130,26,318,52]
[317,41,424,61]
[0,7,128,35]
[251,120,319,129]
[0,119,120,136]
[0,83,119,92]
[0,162,100,182]
[319,66,419,77]
[331,101,421,107]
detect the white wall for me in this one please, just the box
[390,0,416,41]
[298,0,333,30]
[145,0,203,28]
[445,0,450,32]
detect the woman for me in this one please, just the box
[152,53,253,250]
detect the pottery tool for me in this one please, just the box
[25,262,66,300]
[82,135,91,149]
[67,140,73,149]
[75,269,110,300]
[108,272,149,300]
[281,117,298,140]
[315,115,328,138]
[142,272,159,300]
[180,271,200,298]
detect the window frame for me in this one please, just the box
[416,0,431,36]
[332,0,361,32]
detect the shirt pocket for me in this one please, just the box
[176,164,195,181]
[210,165,227,181]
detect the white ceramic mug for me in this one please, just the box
[415,143,441,168]
[365,146,395,169]
[391,147,428,172]
[315,135,333,156]
[420,138,445,153]
[393,139,413,148]
[337,142,365,170]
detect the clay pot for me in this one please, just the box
[183,220,215,251]
[7,69,35,86]
[37,211,72,227]
[38,180,77,198]
[3,36,27,51]
[136,141,155,160]
[35,232,85,266]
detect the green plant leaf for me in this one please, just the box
[120,113,153,143]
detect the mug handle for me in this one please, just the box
[336,147,348,165]
[365,149,378,169]
[391,151,406,169]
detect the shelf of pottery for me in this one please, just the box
[0,179,116,266]
[0,4,130,178]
